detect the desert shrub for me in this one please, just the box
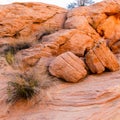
[5,48,15,65]
[7,75,39,103]
[5,43,30,65]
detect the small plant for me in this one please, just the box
[7,75,39,103]
[5,48,15,65]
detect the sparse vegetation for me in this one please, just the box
[7,75,39,103]
[5,43,30,65]
[5,48,15,65]
[6,58,60,103]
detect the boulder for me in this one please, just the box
[42,29,95,56]
[64,15,100,40]
[65,0,120,53]
[97,14,120,53]
[85,49,105,74]
[15,29,95,68]
[86,40,120,74]
[49,52,87,82]
[14,29,76,68]
[0,2,67,52]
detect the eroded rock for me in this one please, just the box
[0,0,120,120]
[42,29,95,56]
[0,2,67,52]
[85,49,105,74]
[15,29,95,68]
[49,52,87,82]
[86,40,120,74]
[97,13,120,54]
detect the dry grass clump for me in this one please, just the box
[6,57,60,103]
[5,48,15,65]
[7,75,39,103]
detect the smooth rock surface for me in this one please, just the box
[1,55,120,120]
[15,29,95,68]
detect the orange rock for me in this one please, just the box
[93,40,119,71]
[15,29,95,68]
[49,52,87,82]
[64,15,100,40]
[111,41,120,53]
[42,29,95,56]
[0,2,67,52]
[0,0,120,120]
[85,49,105,74]
[15,44,52,69]
[86,40,120,73]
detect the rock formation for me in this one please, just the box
[0,0,120,120]
[49,52,87,82]
[85,40,119,74]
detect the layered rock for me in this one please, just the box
[13,0,120,69]
[0,0,120,120]
[86,40,120,74]
[15,29,95,68]
[85,49,105,74]
[66,0,120,53]
[49,52,87,82]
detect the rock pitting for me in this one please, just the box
[0,0,120,120]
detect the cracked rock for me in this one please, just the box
[85,40,120,74]
[49,52,87,83]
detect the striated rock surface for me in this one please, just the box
[1,61,120,120]
[86,40,120,73]
[49,52,87,82]
[0,0,120,120]
[15,29,96,68]
[85,49,105,74]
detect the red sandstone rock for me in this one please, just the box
[66,0,120,53]
[0,2,67,52]
[15,29,95,68]
[97,13,120,53]
[49,52,87,82]
[85,49,105,74]
[42,29,95,56]
[111,40,120,53]
[86,40,120,73]
[64,15,100,40]
[0,0,120,120]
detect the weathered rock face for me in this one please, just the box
[13,0,120,68]
[0,2,67,53]
[0,0,120,120]
[97,14,120,53]
[42,29,95,56]
[85,40,120,74]
[49,52,87,82]
[15,29,95,68]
